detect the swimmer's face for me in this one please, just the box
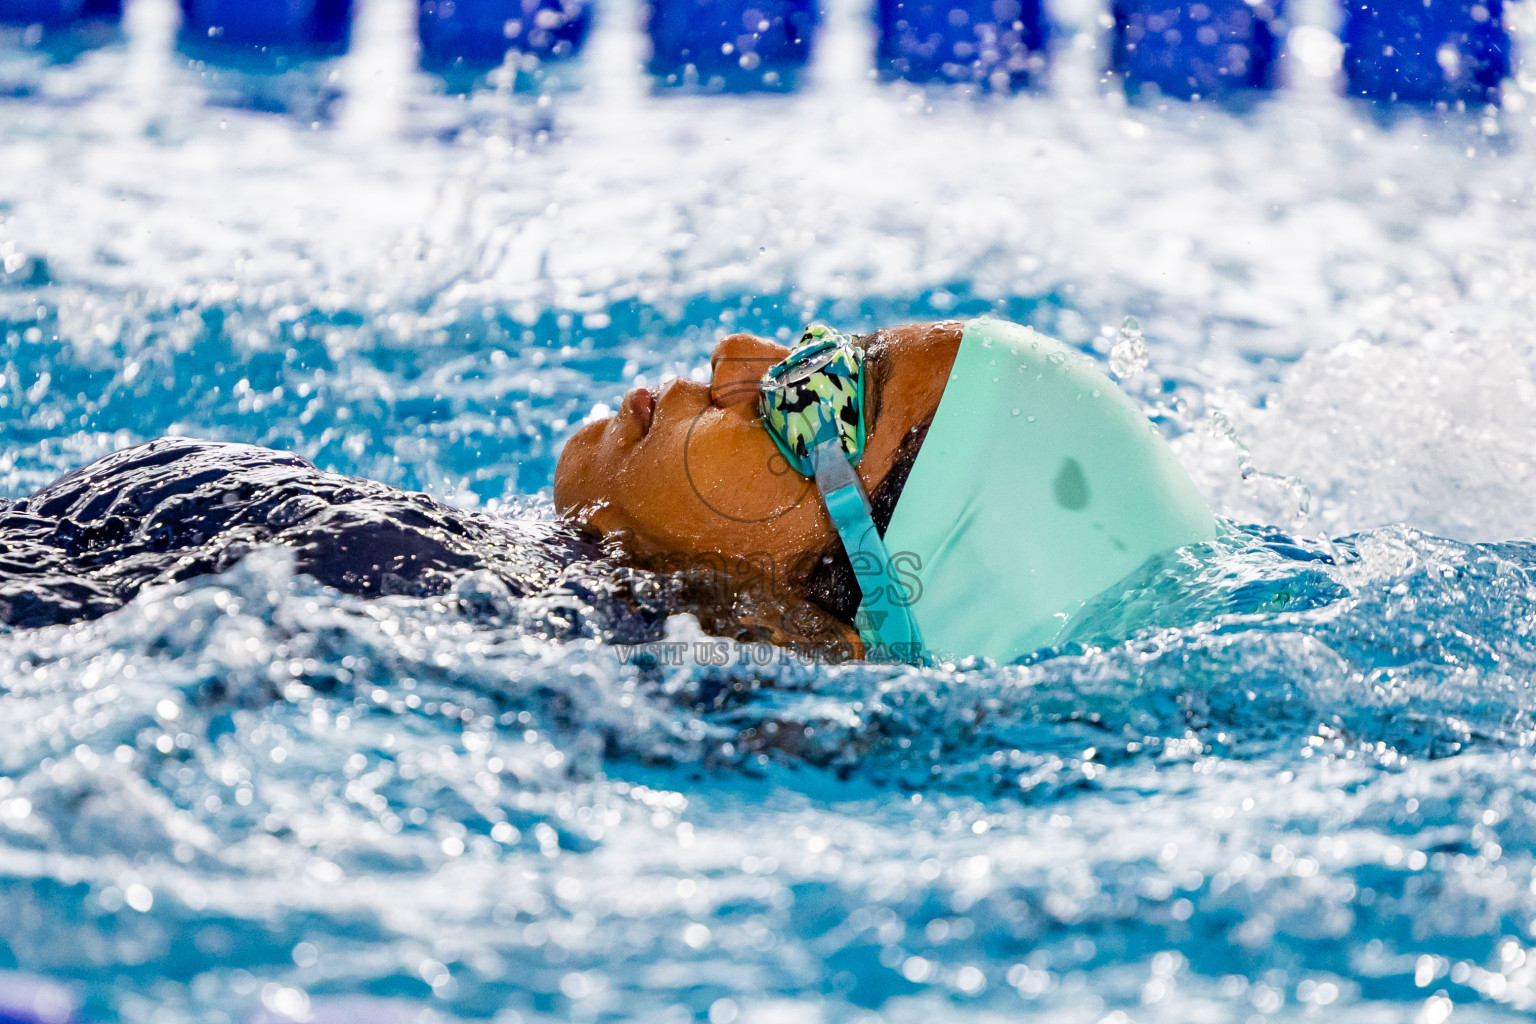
[554,322,962,580]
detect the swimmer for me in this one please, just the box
[2,318,1212,666]
[555,317,1215,665]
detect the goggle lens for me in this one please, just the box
[759,326,865,477]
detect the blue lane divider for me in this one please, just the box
[179,0,353,57]
[0,0,119,26]
[1111,0,1285,99]
[418,0,592,73]
[1341,0,1509,104]
[875,0,1049,88]
[647,0,819,90]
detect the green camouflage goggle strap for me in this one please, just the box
[758,324,866,477]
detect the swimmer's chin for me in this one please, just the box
[552,421,613,518]
[565,416,612,452]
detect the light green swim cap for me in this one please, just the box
[861,317,1216,665]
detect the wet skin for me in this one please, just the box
[553,322,963,594]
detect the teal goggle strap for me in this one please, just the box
[759,324,927,664]
[810,441,927,665]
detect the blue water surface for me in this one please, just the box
[5,0,1536,1022]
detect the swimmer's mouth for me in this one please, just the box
[622,386,655,437]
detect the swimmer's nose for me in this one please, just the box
[709,333,789,409]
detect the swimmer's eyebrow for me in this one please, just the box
[857,333,889,430]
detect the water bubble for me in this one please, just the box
[1109,317,1149,379]
[955,965,987,994]
[124,883,153,912]
[1416,994,1453,1024]
[261,984,310,1021]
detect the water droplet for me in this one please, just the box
[124,883,154,912]
[1110,316,1149,379]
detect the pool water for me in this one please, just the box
[6,0,1536,1021]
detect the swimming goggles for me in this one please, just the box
[759,325,926,663]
